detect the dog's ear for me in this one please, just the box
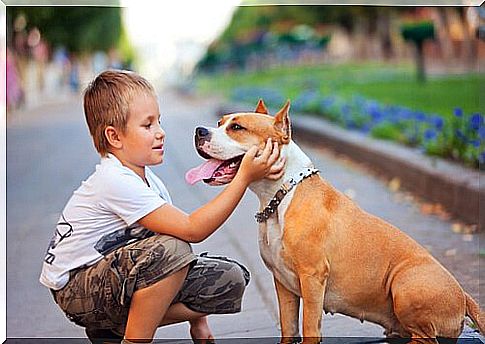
[255,99,269,114]
[274,100,291,143]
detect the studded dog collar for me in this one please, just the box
[255,167,319,223]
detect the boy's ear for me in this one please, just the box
[104,126,123,150]
[255,99,269,114]
[274,100,291,143]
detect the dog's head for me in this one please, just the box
[185,99,291,186]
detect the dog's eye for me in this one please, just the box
[230,123,244,131]
[217,120,223,127]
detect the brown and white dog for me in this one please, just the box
[185,100,484,344]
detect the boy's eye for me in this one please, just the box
[230,123,244,131]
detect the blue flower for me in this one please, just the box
[470,113,483,131]
[369,109,382,122]
[454,108,463,117]
[432,116,444,130]
[479,127,485,140]
[400,109,412,120]
[424,129,437,141]
[415,112,426,122]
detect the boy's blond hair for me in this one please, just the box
[83,70,156,156]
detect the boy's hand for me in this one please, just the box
[265,154,286,181]
[237,138,285,185]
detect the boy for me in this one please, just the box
[39,70,285,344]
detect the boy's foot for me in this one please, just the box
[189,316,215,344]
[85,327,123,344]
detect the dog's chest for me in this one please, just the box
[257,191,300,296]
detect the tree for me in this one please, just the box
[401,21,435,83]
[7,6,123,54]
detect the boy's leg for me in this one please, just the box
[161,303,207,325]
[161,303,213,341]
[146,253,250,342]
[52,236,249,342]
[124,265,189,341]
[172,253,250,316]
[124,253,249,342]
[53,234,198,341]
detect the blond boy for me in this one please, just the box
[40,70,284,343]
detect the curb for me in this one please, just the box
[216,103,484,232]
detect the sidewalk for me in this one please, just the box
[6,90,484,342]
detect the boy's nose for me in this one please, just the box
[156,127,165,139]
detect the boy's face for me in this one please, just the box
[118,92,165,170]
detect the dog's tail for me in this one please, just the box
[465,292,485,334]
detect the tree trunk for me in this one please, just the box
[378,10,394,60]
[415,40,426,83]
[436,7,454,64]
[459,7,476,71]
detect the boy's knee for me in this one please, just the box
[173,255,250,314]
[224,262,249,296]
[207,261,249,313]
[199,257,249,301]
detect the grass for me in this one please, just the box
[338,76,482,118]
[195,62,483,119]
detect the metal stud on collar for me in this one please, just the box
[255,167,319,223]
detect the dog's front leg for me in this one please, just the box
[274,277,300,344]
[300,273,327,344]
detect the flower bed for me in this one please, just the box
[231,86,484,168]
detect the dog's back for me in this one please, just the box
[279,172,473,338]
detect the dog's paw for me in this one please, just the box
[279,335,302,344]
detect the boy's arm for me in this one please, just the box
[139,172,248,243]
[138,139,284,242]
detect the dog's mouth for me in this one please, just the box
[185,154,244,186]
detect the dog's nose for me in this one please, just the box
[196,127,210,138]
[195,127,212,149]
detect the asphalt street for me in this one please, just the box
[6,90,483,341]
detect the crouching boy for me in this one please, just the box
[39,70,285,343]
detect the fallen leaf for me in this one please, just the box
[421,204,435,215]
[451,223,477,234]
[451,223,463,233]
[445,248,457,256]
[420,203,451,220]
[463,225,477,234]
[388,178,401,192]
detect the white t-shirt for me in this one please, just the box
[39,154,172,290]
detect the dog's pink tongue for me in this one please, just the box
[185,159,223,185]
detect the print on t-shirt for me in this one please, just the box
[94,225,154,255]
[44,214,74,265]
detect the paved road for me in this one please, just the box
[6,90,483,341]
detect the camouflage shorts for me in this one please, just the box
[52,234,250,336]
